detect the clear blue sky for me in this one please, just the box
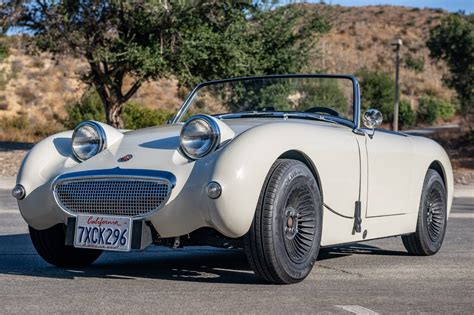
[314,0,473,14]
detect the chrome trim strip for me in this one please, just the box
[53,167,177,187]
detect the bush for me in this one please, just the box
[123,102,174,130]
[298,79,350,116]
[356,69,395,121]
[65,89,106,128]
[31,57,45,69]
[405,55,425,73]
[0,114,28,129]
[398,100,416,128]
[0,69,12,90]
[66,89,174,129]
[10,60,23,78]
[417,96,457,124]
[15,86,37,105]
[0,39,9,63]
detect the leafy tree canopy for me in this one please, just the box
[356,69,395,122]
[2,0,331,127]
[427,13,474,113]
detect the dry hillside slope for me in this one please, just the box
[310,5,453,105]
[0,4,454,141]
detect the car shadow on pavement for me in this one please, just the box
[0,234,407,284]
[318,243,409,260]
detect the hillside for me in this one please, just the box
[310,5,453,104]
[0,4,454,141]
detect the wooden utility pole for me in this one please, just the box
[391,38,402,131]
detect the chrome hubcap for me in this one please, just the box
[282,183,317,263]
[284,207,299,239]
[425,183,445,242]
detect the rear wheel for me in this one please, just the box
[29,224,102,267]
[402,169,447,256]
[244,159,322,284]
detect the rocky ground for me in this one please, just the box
[0,142,31,177]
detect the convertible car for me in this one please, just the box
[13,74,453,284]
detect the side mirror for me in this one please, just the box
[363,109,383,129]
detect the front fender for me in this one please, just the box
[207,121,360,238]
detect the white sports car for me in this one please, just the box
[13,74,453,284]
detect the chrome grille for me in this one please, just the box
[54,177,172,217]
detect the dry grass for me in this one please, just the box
[0,4,457,143]
[307,4,454,108]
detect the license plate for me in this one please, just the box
[74,215,132,251]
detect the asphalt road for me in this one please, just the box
[0,187,472,314]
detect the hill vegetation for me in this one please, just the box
[0,4,465,142]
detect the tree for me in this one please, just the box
[356,69,395,122]
[427,13,474,113]
[2,1,331,127]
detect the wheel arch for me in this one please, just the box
[278,150,324,202]
[429,160,447,186]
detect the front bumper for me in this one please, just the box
[18,165,216,238]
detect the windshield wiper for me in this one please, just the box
[217,111,285,119]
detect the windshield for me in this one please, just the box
[174,75,356,125]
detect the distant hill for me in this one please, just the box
[309,4,453,104]
[0,4,454,140]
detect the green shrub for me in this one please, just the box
[0,69,11,90]
[0,114,29,129]
[31,57,45,68]
[398,100,416,128]
[417,96,457,124]
[356,69,395,121]
[65,89,106,128]
[123,102,174,130]
[0,39,9,63]
[15,86,37,105]
[405,55,425,73]
[66,89,174,129]
[298,79,350,117]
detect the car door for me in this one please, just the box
[364,130,415,217]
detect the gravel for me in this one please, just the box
[0,142,32,177]
[0,150,28,177]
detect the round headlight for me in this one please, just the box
[72,121,106,161]
[180,115,220,160]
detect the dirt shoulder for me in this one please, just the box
[0,142,32,177]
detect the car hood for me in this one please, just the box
[120,117,343,150]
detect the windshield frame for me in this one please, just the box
[171,74,361,129]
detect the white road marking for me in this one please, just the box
[449,213,474,219]
[335,305,379,315]
[0,210,19,214]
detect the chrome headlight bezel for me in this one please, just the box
[71,121,107,162]
[179,115,220,160]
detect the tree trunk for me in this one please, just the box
[107,104,124,129]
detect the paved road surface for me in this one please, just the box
[0,184,472,314]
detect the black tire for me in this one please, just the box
[244,159,323,284]
[29,224,102,267]
[402,169,447,256]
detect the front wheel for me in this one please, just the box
[244,159,323,284]
[402,169,447,256]
[29,224,102,267]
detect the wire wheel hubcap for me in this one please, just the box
[425,183,445,242]
[282,183,317,263]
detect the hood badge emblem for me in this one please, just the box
[118,154,133,163]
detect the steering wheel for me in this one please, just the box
[304,106,340,117]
